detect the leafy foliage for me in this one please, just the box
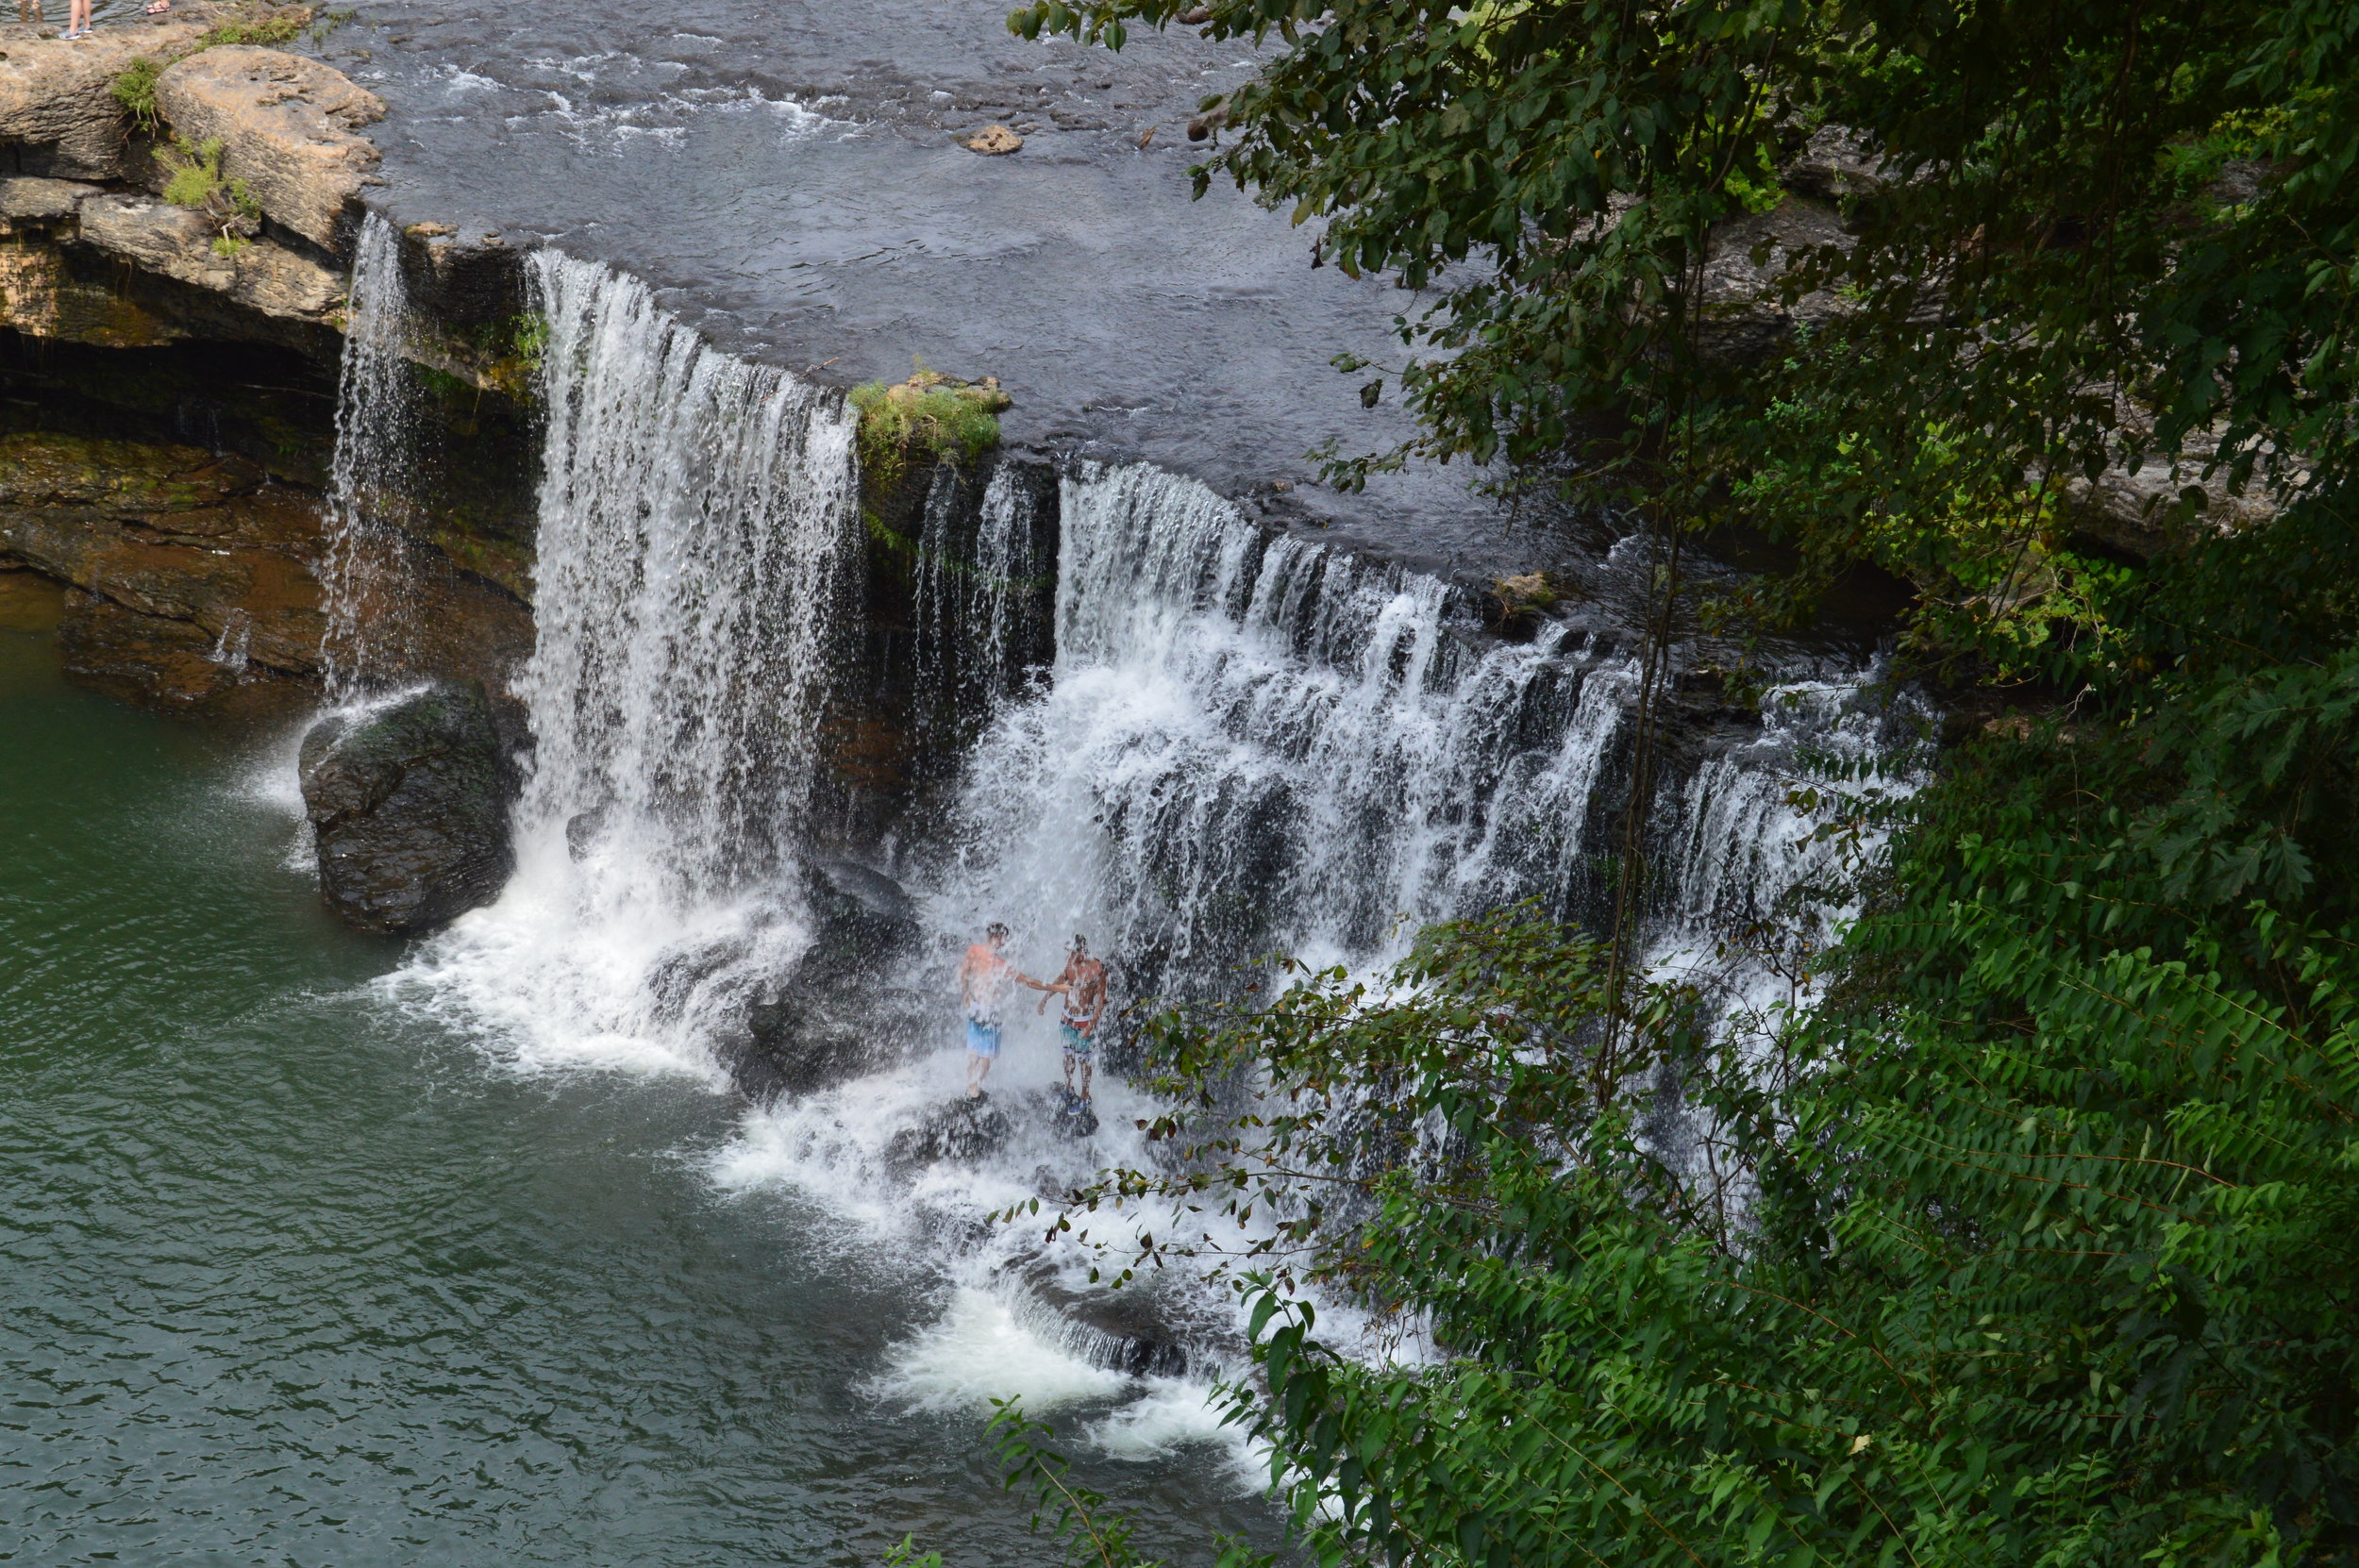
[878,6,2359,1568]
[1006,0,2358,676]
[1016,861,2357,1565]
[109,58,166,136]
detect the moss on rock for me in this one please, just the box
[848,361,1010,497]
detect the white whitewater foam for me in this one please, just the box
[301,230,1913,1468]
[874,1285,1130,1416]
[927,461,1637,997]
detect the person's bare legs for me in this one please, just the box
[966,1050,993,1098]
[67,0,89,35]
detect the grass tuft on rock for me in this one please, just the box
[111,58,164,135]
[157,136,263,258]
[848,360,1011,492]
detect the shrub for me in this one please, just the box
[110,58,163,135]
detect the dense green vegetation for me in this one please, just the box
[924,1,2359,1564]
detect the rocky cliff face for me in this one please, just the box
[1,9,540,725]
[0,430,533,716]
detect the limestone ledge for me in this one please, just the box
[0,11,393,345]
[0,6,237,181]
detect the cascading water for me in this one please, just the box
[310,242,1911,1464]
[929,462,1637,995]
[320,212,427,697]
[395,252,859,1073]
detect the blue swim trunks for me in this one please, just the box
[1060,1021,1093,1059]
[965,1019,1002,1059]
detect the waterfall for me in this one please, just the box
[307,246,1910,1427]
[929,462,1635,995]
[397,253,860,1072]
[320,213,425,696]
[908,462,1050,748]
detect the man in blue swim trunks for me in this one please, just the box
[1039,934,1109,1104]
[959,923,1049,1099]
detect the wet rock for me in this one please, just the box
[0,9,224,179]
[885,1094,1012,1170]
[1780,124,1892,204]
[75,192,344,325]
[0,432,329,675]
[563,805,609,860]
[733,857,920,1099]
[58,593,303,718]
[298,678,516,934]
[737,995,870,1099]
[962,124,1021,155]
[1051,1088,1098,1140]
[153,46,385,252]
[1012,1258,1188,1377]
[0,430,535,704]
[807,857,918,958]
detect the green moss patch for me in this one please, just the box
[848,362,1011,494]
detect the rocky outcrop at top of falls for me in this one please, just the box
[0,6,393,353]
[298,678,517,934]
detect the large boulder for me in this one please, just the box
[151,45,383,252]
[0,11,222,180]
[884,1094,1012,1171]
[298,679,516,934]
[732,859,922,1098]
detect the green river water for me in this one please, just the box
[0,627,1261,1566]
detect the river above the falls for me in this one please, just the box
[304,0,1558,577]
[0,629,1271,1566]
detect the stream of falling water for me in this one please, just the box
[314,236,1918,1477]
[319,212,424,697]
[393,250,858,1075]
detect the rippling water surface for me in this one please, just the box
[0,632,1265,1565]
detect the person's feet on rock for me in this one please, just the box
[145,0,171,12]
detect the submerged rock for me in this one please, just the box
[885,1094,1012,1170]
[298,679,515,934]
[1011,1257,1189,1378]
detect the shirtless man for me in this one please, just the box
[959,923,1048,1100]
[1038,934,1109,1103]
